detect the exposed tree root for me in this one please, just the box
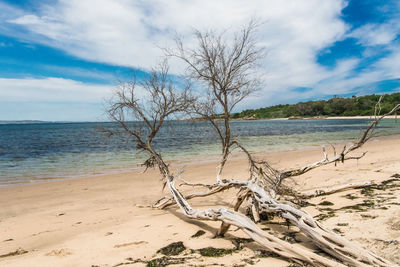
[245,181,394,267]
[104,36,400,266]
[157,178,396,266]
[166,177,344,267]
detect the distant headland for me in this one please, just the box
[0,120,48,125]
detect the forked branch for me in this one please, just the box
[106,22,398,266]
[280,102,400,182]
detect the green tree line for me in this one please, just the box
[232,92,400,119]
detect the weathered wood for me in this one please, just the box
[156,178,396,266]
[105,25,400,266]
[244,181,394,267]
[166,177,344,267]
[280,103,400,183]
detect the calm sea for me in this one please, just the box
[0,119,399,187]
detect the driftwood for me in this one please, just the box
[108,80,399,266]
[165,175,344,267]
[105,22,400,266]
[153,104,400,266]
[156,177,395,266]
[245,181,392,266]
[246,102,400,192]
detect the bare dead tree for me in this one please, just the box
[104,59,195,178]
[149,22,400,266]
[100,16,400,265]
[152,97,399,267]
[165,20,264,182]
[105,59,352,266]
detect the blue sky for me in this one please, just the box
[0,0,399,121]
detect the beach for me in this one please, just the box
[2,0,400,265]
[1,135,400,266]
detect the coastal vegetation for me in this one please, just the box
[233,92,400,119]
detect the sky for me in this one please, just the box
[0,0,399,121]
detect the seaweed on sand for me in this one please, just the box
[157,241,186,256]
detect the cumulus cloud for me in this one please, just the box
[0,76,153,120]
[0,77,112,102]
[1,0,400,114]
[6,0,347,67]
[4,1,346,83]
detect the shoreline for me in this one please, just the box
[1,135,400,266]
[1,132,400,190]
[186,115,399,122]
[1,116,398,125]
[234,115,399,121]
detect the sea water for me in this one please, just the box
[0,119,399,187]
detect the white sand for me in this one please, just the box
[1,136,400,266]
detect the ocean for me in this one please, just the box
[0,118,399,187]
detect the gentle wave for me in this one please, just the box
[0,119,399,187]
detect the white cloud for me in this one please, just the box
[0,1,24,21]
[0,77,113,102]
[0,77,154,121]
[5,1,347,70]
[1,0,400,114]
[349,21,400,46]
[39,65,120,82]
[375,48,400,78]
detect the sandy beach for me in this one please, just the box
[1,135,400,266]
[2,0,400,265]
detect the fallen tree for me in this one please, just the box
[106,23,400,266]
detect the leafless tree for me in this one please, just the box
[106,25,399,266]
[165,20,264,182]
[158,23,398,266]
[105,58,347,266]
[104,59,195,177]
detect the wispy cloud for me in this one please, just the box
[348,21,400,46]
[0,0,399,117]
[39,65,120,83]
[0,77,112,102]
[4,1,347,68]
